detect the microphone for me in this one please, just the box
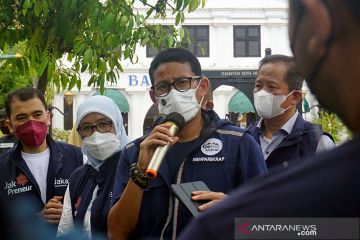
[146,112,185,179]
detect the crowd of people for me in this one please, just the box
[0,0,359,239]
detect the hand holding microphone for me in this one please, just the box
[144,112,185,179]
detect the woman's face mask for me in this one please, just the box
[156,81,202,123]
[254,90,294,119]
[82,132,121,161]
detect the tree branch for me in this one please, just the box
[0,16,15,34]
[118,2,137,17]
[37,66,48,93]
[138,0,157,9]
[165,0,175,11]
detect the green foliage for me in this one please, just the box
[0,72,33,108]
[51,128,70,142]
[0,40,34,108]
[312,111,352,143]
[0,0,206,94]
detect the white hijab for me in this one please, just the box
[76,95,130,167]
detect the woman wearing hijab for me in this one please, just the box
[57,95,130,239]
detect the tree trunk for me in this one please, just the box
[37,66,48,94]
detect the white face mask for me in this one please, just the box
[82,132,121,161]
[254,90,293,119]
[156,82,201,123]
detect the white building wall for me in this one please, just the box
[126,90,153,139]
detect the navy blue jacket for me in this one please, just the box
[0,136,83,213]
[112,110,267,239]
[0,135,17,155]
[246,114,332,169]
[69,151,120,237]
[179,135,360,240]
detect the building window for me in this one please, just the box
[146,25,209,58]
[233,26,261,57]
[146,26,171,58]
[183,25,209,57]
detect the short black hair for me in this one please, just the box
[290,0,360,25]
[5,87,47,117]
[258,54,304,91]
[149,48,202,85]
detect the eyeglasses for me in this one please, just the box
[77,120,113,138]
[151,76,202,97]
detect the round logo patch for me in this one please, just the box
[201,138,223,156]
[161,99,167,106]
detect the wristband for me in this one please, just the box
[130,163,148,189]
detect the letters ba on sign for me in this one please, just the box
[106,74,152,88]
[128,74,151,87]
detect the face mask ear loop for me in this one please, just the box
[199,96,205,107]
[195,78,203,91]
[282,90,298,111]
[195,78,204,105]
[285,90,295,99]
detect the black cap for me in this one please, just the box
[0,109,7,121]
[164,112,185,131]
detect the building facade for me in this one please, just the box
[52,0,317,140]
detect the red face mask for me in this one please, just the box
[16,120,48,147]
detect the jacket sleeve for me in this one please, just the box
[110,144,134,207]
[315,135,336,153]
[237,132,268,184]
[178,217,211,240]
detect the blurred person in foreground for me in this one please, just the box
[180,0,360,239]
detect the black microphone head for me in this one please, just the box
[164,112,185,131]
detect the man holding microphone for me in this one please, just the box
[108,48,267,239]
